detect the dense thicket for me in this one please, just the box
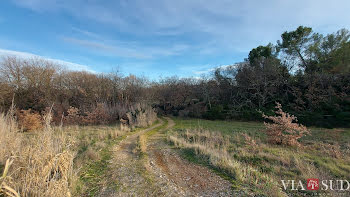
[0,26,349,127]
[0,57,151,125]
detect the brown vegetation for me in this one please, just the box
[17,109,43,131]
[126,103,157,128]
[168,129,283,196]
[84,103,111,125]
[0,107,75,197]
[0,100,158,196]
[261,102,310,146]
[64,106,81,125]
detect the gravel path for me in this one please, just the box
[99,117,234,196]
[98,119,164,197]
[147,117,234,197]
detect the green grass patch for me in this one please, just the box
[79,134,124,196]
[145,118,168,137]
[173,117,265,136]
[73,121,159,196]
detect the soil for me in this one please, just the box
[98,117,234,197]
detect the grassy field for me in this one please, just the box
[169,117,350,196]
[2,113,349,196]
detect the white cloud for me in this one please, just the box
[71,27,103,40]
[62,37,151,59]
[192,64,238,75]
[62,36,190,59]
[0,48,96,73]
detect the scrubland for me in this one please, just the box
[168,116,350,196]
[0,104,157,197]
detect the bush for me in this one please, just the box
[17,109,43,131]
[203,105,225,120]
[83,103,111,125]
[261,102,310,146]
[125,103,157,127]
[64,106,82,125]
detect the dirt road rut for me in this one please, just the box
[99,117,233,196]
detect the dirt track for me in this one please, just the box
[98,119,164,196]
[99,117,233,196]
[147,117,233,196]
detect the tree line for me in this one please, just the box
[0,26,349,127]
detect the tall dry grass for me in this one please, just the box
[0,106,75,197]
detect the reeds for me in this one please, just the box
[0,106,75,197]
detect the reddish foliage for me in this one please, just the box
[261,102,310,146]
[83,103,111,125]
[64,104,112,125]
[17,109,43,131]
[242,133,257,147]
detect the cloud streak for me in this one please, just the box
[62,35,190,59]
[0,48,96,73]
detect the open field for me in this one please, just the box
[2,111,350,196]
[168,118,350,196]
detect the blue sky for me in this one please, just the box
[1,0,350,79]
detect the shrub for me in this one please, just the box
[17,109,43,131]
[261,102,310,146]
[83,103,111,125]
[64,106,81,125]
[125,103,157,127]
[203,105,225,120]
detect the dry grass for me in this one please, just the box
[0,101,157,196]
[0,107,75,197]
[126,103,157,128]
[1,159,20,197]
[17,109,43,132]
[168,129,284,196]
[171,118,350,196]
[137,135,148,155]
